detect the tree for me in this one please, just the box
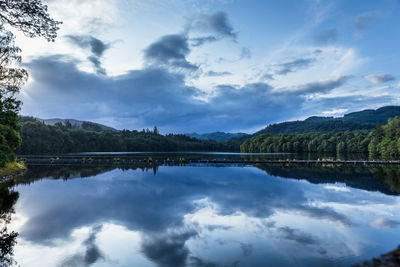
[0,0,60,166]
[0,0,61,42]
[153,126,159,135]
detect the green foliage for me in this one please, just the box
[256,106,400,135]
[241,131,370,154]
[0,29,25,166]
[17,121,239,154]
[243,116,400,159]
[368,117,400,158]
[0,0,60,165]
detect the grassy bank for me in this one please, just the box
[0,162,26,179]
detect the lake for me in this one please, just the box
[2,153,400,266]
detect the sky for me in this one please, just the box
[15,0,400,133]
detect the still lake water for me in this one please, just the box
[2,153,400,266]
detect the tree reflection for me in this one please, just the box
[0,182,19,266]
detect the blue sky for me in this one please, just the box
[16,0,400,133]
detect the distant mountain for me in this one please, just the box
[186,132,249,142]
[256,106,400,135]
[342,106,400,124]
[20,116,117,132]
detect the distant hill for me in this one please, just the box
[342,106,400,124]
[186,132,249,142]
[20,116,117,132]
[256,106,400,135]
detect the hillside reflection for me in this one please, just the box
[0,182,19,266]
[18,163,400,195]
[8,163,400,266]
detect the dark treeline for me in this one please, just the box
[241,131,370,154]
[17,120,240,154]
[241,116,400,158]
[368,116,400,158]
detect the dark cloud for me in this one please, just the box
[60,225,105,267]
[289,75,352,94]
[353,11,379,36]
[205,70,232,77]
[66,35,109,57]
[278,227,319,245]
[141,230,198,267]
[274,58,316,75]
[144,34,198,71]
[21,56,308,132]
[313,28,337,45]
[21,55,385,133]
[295,205,352,226]
[87,55,106,75]
[190,36,218,47]
[189,256,237,267]
[203,11,237,40]
[188,11,237,46]
[364,73,395,85]
[66,34,110,75]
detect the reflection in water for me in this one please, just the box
[7,163,400,266]
[0,182,19,266]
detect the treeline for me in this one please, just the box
[0,98,21,166]
[368,117,400,158]
[241,131,370,154]
[257,119,373,135]
[255,106,400,135]
[17,121,240,154]
[241,116,400,159]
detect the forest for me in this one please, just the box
[16,120,240,154]
[241,116,400,158]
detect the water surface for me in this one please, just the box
[2,158,400,266]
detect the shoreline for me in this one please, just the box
[0,162,26,183]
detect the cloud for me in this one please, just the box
[240,47,251,59]
[295,205,352,226]
[370,217,400,229]
[87,55,106,75]
[144,34,198,71]
[141,230,198,267]
[21,56,308,132]
[364,74,395,85]
[205,70,232,77]
[66,35,109,58]
[190,36,218,47]
[278,227,319,245]
[313,28,337,45]
[59,225,105,267]
[274,58,316,75]
[201,11,237,40]
[66,34,110,75]
[188,11,237,46]
[261,73,274,80]
[287,75,351,94]
[21,54,392,133]
[353,11,379,37]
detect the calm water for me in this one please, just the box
[2,155,400,266]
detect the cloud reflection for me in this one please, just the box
[12,165,400,266]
